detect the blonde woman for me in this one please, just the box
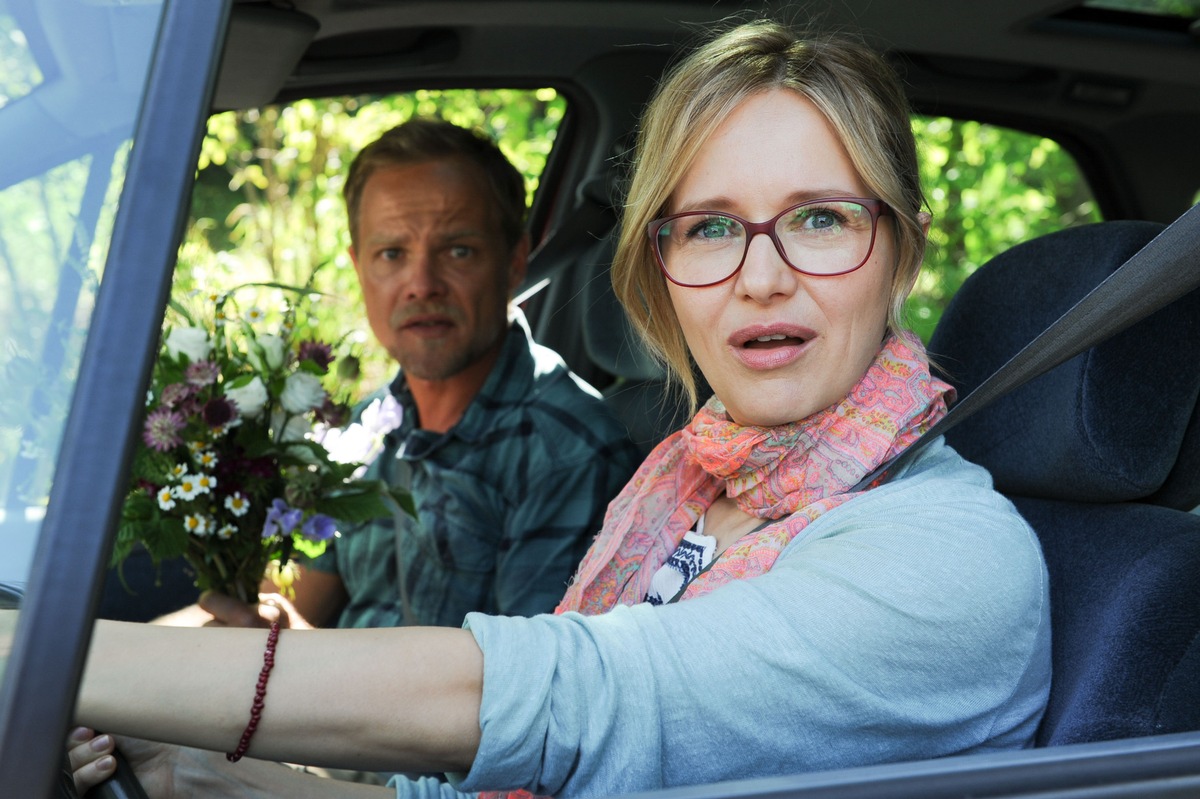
[71,20,1050,799]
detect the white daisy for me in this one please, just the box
[183,514,211,537]
[225,492,250,517]
[173,478,201,501]
[156,487,177,511]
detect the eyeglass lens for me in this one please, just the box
[655,199,878,285]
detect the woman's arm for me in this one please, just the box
[76,621,483,773]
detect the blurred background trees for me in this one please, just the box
[176,90,1099,400]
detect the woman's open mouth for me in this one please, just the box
[743,333,803,349]
[730,325,815,369]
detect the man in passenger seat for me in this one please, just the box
[168,118,641,632]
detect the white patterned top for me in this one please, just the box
[644,515,717,605]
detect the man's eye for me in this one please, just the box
[380,248,403,261]
[449,245,474,259]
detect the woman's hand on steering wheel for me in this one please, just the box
[66,726,174,798]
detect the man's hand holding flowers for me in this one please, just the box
[115,287,411,609]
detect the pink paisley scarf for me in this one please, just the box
[556,330,953,614]
[479,333,951,799]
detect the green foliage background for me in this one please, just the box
[176,91,1099,396]
[908,116,1100,340]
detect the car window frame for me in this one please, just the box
[2,1,1198,795]
[623,731,1200,799]
[0,1,232,795]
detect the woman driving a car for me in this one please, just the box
[70,18,1051,799]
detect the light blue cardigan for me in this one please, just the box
[392,438,1051,798]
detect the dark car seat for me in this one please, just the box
[526,164,694,458]
[927,220,1200,746]
[579,227,693,457]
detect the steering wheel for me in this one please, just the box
[0,582,150,799]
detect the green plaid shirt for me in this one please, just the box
[309,317,641,628]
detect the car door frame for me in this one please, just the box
[0,1,232,795]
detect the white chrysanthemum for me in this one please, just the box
[164,326,211,362]
[281,371,326,414]
[216,524,237,540]
[225,376,268,419]
[194,473,216,494]
[194,450,218,469]
[248,333,286,373]
[169,462,189,479]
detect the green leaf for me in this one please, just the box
[315,481,415,523]
[315,489,391,523]
[166,298,197,326]
[387,485,417,519]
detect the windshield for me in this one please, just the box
[0,0,165,647]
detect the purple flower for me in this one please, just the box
[301,513,337,542]
[186,360,220,387]
[262,498,303,539]
[314,397,350,427]
[202,396,236,428]
[159,382,194,409]
[297,340,334,372]
[142,407,186,452]
[246,455,276,478]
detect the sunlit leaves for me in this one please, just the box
[907,116,1100,341]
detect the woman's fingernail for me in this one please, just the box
[89,735,112,752]
[68,726,91,742]
[97,755,115,771]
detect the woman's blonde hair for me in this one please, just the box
[612,20,927,411]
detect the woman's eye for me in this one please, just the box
[807,211,839,229]
[686,216,737,241]
[788,207,845,232]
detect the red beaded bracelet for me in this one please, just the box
[227,620,281,762]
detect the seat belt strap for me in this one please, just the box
[852,201,1200,492]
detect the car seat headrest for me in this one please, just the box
[929,221,1200,509]
[580,230,663,382]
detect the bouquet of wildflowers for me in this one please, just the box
[114,285,412,604]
